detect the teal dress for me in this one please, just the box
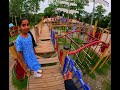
[16,33,41,71]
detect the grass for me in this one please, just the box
[89,73,96,79]
[72,38,84,43]
[12,68,28,90]
[96,61,111,75]
[9,34,19,42]
[102,80,111,90]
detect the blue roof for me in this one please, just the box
[9,23,14,28]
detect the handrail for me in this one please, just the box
[56,29,99,41]
[63,55,90,90]
[68,40,106,55]
[56,30,81,38]
[51,30,55,46]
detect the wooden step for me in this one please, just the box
[37,41,53,45]
[28,64,65,90]
[38,56,59,64]
[35,42,54,53]
[39,33,50,37]
[38,36,51,40]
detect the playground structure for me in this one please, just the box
[45,16,111,74]
[9,23,19,37]
[9,16,111,90]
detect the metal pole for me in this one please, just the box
[88,0,95,35]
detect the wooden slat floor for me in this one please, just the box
[27,22,65,90]
[28,65,65,90]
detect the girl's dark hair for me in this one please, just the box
[18,18,29,26]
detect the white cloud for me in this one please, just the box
[38,0,49,13]
[84,0,111,15]
[38,0,111,15]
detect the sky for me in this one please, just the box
[38,0,111,15]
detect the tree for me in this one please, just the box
[48,0,89,19]
[43,4,56,17]
[94,5,106,21]
[9,0,44,25]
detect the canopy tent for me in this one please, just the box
[9,23,14,28]
[57,1,77,6]
[56,8,79,14]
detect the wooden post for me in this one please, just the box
[55,32,58,52]
[99,29,104,40]
[9,42,30,76]
[61,46,70,69]
[92,20,98,37]
[9,42,19,60]
[34,25,39,44]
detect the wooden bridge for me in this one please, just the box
[9,17,111,90]
[27,23,65,90]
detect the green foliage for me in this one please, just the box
[96,62,111,75]
[12,68,28,90]
[89,73,96,79]
[43,4,56,17]
[102,80,111,90]
[9,34,19,42]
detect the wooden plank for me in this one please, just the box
[39,33,50,37]
[29,84,65,90]
[30,67,61,75]
[29,74,63,83]
[35,43,54,53]
[37,41,52,45]
[28,65,65,90]
[29,79,64,88]
[36,41,53,46]
[38,56,59,64]
[29,77,64,85]
[41,64,61,70]
[39,36,51,40]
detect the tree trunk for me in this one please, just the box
[20,14,21,19]
[12,15,13,23]
[15,16,17,26]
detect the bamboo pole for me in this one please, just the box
[61,46,70,69]
[92,20,98,37]
[55,32,58,52]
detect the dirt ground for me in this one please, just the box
[83,68,111,90]
[9,51,17,90]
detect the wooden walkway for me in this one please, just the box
[27,23,65,90]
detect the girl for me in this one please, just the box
[16,18,42,77]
